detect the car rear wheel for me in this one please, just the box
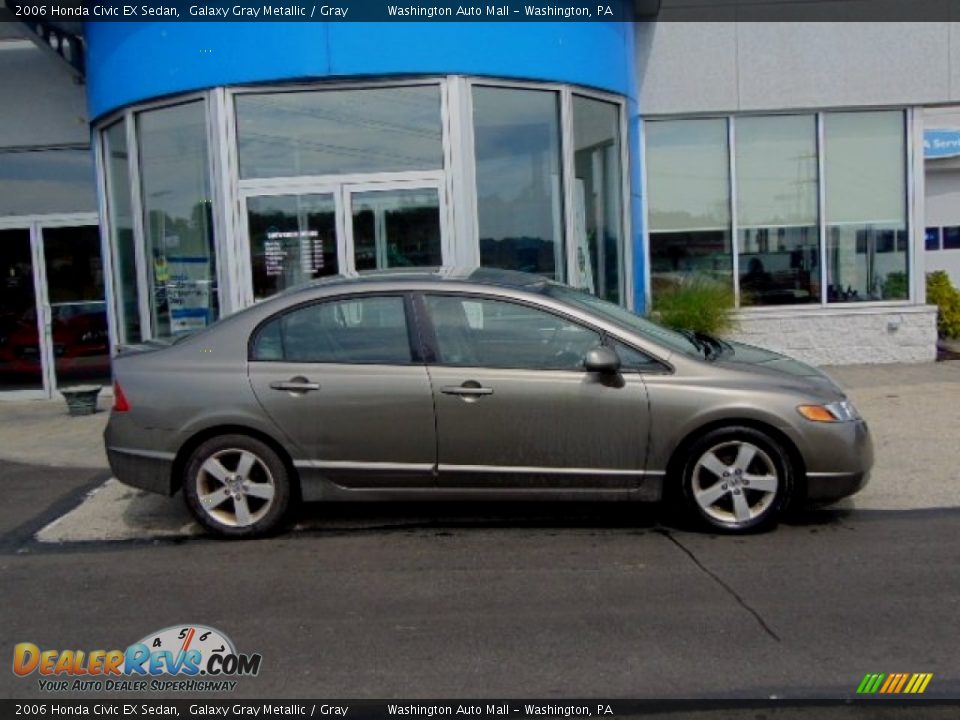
[680,426,793,533]
[183,434,293,539]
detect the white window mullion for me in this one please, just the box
[561,87,577,286]
[729,117,740,307]
[92,129,120,356]
[126,111,153,341]
[817,113,828,305]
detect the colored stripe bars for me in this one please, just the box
[857,672,933,694]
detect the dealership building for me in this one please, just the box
[1,4,958,399]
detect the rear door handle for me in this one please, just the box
[441,385,493,396]
[270,379,320,393]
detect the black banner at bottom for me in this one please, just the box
[3,699,960,719]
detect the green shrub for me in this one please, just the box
[926,271,960,339]
[883,271,909,300]
[650,275,737,336]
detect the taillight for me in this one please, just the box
[113,381,130,412]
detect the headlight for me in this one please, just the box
[797,400,861,423]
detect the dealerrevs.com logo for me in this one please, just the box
[13,624,262,692]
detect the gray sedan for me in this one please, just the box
[105,268,872,538]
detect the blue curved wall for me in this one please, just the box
[84,21,635,119]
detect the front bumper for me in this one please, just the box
[798,419,873,502]
[805,470,870,501]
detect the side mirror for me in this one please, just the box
[584,345,621,374]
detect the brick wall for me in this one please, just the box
[727,306,938,366]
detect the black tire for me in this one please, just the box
[183,434,294,539]
[679,426,793,533]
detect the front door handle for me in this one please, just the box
[441,385,493,396]
[270,378,320,393]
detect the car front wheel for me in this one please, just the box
[680,427,793,533]
[183,434,293,539]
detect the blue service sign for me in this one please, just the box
[924,129,960,159]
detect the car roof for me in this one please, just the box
[277,266,552,298]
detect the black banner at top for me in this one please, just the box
[4,0,634,22]
[2,0,959,22]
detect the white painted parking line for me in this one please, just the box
[37,479,201,543]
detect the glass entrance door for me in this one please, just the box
[348,186,443,271]
[0,219,105,398]
[242,177,448,303]
[246,192,340,303]
[41,225,111,388]
[0,228,43,394]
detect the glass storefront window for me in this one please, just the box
[572,95,623,304]
[96,79,631,353]
[735,115,820,306]
[824,111,908,302]
[647,118,733,294]
[236,86,443,179]
[137,101,219,337]
[473,86,565,281]
[0,148,96,216]
[102,121,141,343]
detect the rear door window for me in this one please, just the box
[252,295,412,364]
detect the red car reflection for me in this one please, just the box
[0,302,111,381]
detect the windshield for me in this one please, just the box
[543,285,700,357]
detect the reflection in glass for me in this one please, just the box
[572,95,623,303]
[102,121,141,343]
[944,227,960,250]
[352,189,442,271]
[247,194,338,301]
[646,119,733,294]
[473,86,565,280]
[0,229,42,391]
[825,111,907,302]
[736,115,820,305]
[137,102,219,336]
[42,226,111,387]
[925,227,941,251]
[236,86,443,179]
[0,148,96,216]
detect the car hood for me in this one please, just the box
[715,341,843,394]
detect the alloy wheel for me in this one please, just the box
[194,448,277,528]
[690,440,780,526]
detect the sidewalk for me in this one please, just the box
[1,360,959,511]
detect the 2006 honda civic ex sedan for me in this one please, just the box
[105,268,872,539]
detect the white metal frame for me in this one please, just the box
[641,107,918,313]
[94,76,634,350]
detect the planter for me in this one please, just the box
[61,385,102,417]
[938,337,960,355]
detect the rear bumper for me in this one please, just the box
[106,446,176,495]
